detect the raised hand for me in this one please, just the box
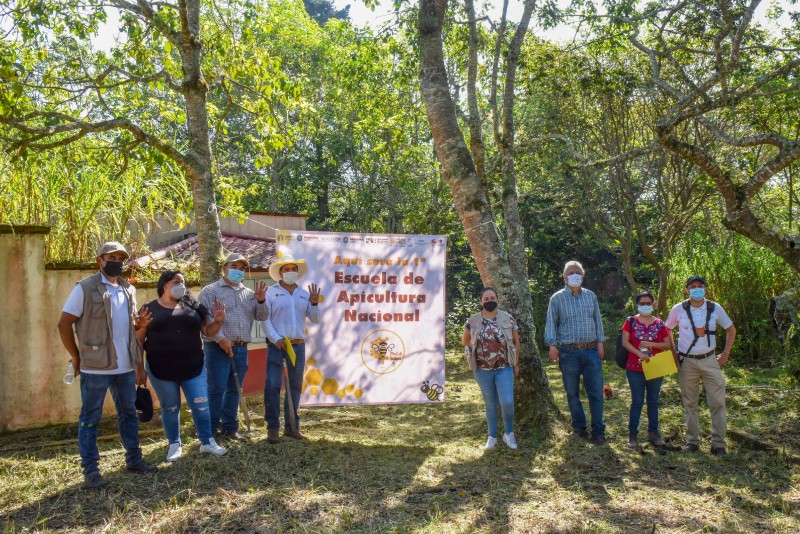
[254,281,267,302]
[134,306,153,330]
[308,283,321,304]
[212,300,226,324]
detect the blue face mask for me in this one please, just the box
[689,287,705,300]
[227,268,245,283]
[637,305,654,316]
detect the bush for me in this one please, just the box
[668,232,800,365]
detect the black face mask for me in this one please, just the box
[482,301,498,312]
[102,260,124,277]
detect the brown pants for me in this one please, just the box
[678,355,727,449]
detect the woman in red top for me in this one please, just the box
[621,290,671,449]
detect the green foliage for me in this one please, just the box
[668,231,800,364]
[302,0,350,25]
[444,294,475,349]
[0,142,191,260]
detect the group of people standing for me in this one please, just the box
[59,242,319,489]
[464,261,736,457]
[59,241,736,489]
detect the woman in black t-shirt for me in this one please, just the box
[137,270,229,461]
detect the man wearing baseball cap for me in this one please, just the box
[665,275,737,456]
[197,253,268,441]
[57,241,158,489]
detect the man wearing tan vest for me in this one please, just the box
[58,242,158,489]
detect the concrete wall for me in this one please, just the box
[130,212,307,249]
[0,229,159,432]
[218,212,307,239]
[0,228,276,432]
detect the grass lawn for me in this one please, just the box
[1,351,799,533]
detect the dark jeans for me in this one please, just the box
[78,371,142,476]
[627,369,663,434]
[558,346,606,438]
[203,342,248,433]
[264,342,305,432]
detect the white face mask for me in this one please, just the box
[282,271,299,285]
[169,283,186,299]
[566,273,583,288]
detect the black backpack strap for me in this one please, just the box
[704,301,716,347]
[682,299,701,355]
[684,299,717,352]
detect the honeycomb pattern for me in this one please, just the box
[321,378,339,395]
[306,369,323,386]
[301,354,363,400]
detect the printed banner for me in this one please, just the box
[275,230,447,405]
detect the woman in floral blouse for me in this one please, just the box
[621,290,672,449]
[462,288,520,450]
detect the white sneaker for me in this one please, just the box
[199,438,228,456]
[485,436,497,449]
[166,442,182,462]
[502,432,518,450]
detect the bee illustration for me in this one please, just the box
[420,380,443,401]
[371,340,394,361]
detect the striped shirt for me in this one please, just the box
[198,278,268,343]
[544,286,605,346]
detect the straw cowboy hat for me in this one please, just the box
[268,253,308,282]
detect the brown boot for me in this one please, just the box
[647,431,666,447]
[628,432,639,449]
[267,429,281,444]
[284,429,308,441]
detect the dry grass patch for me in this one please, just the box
[1,352,799,532]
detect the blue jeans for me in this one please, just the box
[558,347,606,438]
[203,343,248,433]
[264,343,305,432]
[473,366,515,438]
[627,369,663,434]
[146,363,213,445]
[78,371,142,476]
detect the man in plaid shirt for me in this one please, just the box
[545,260,607,445]
[198,253,268,441]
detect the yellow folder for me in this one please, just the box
[642,350,678,380]
[284,336,297,367]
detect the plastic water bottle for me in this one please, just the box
[63,361,75,385]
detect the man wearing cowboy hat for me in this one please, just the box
[261,254,321,443]
[198,253,268,441]
[58,241,158,489]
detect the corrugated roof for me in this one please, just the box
[131,232,276,272]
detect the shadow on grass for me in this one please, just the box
[4,438,438,531]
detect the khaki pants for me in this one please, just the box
[678,355,727,448]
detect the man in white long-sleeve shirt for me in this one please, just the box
[261,254,320,443]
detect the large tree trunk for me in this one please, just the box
[181,0,223,285]
[418,0,557,427]
[493,0,547,405]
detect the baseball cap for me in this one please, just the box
[135,386,154,423]
[96,241,130,259]
[685,275,707,287]
[223,252,250,267]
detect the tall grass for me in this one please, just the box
[0,147,191,261]
[668,231,800,364]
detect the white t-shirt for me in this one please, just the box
[665,299,733,354]
[62,274,134,375]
